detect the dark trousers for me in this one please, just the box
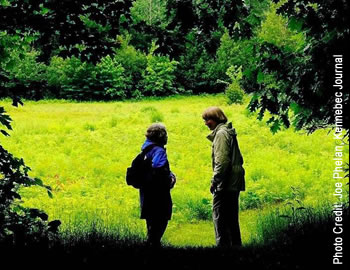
[213,190,242,248]
[146,219,168,247]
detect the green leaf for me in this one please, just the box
[12,98,23,107]
[1,130,10,136]
[24,36,35,43]
[48,220,61,232]
[288,17,303,32]
[47,189,53,198]
[29,208,48,221]
[257,71,265,83]
[0,0,10,7]
[33,177,44,186]
[5,59,16,70]
[267,117,281,134]
[11,191,21,200]
[40,7,50,15]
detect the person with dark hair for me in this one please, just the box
[140,123,176,248]
[202,107,245,248]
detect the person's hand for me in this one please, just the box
[210,183,217,194]
[170,173,176,189]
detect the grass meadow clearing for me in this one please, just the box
[0,94,346,247]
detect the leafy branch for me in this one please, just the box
[0,99,60,246]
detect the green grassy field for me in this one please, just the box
[0,94,346,247]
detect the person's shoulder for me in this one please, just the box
[150,145,168,168]
[215,128,231,144]
[216,128,229,138]
[150,145,166,155]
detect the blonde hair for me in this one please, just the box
[202,107,228,124]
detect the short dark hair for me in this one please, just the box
[202,107,228,124]
[145,123,168,145]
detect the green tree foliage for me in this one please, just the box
[1,41,48,98]
[0,102,60,247]
[243,0,349,133]
[0,31,45,100]
[191,0,250,53]
[4,49,46,84]
[211,30,256,86]
[176,30,214,93]
[1,0,252,99]
[128,0,250,92]
[113,35,147,97]
[257,2,306,52]
[96,55,130,99]
[1,0,347,137]
[0,143,61,247]
[0,3,58,246]
[57,57,99,100]
[142,41,179,96]
[225,66,244,104]
[48,55,130,100]
[131,0,170,29]
[0,0,133,63]
[0,0,134,99]
[243,0,270,29]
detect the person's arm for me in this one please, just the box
[151,147,167,168]
[151,147,173,188]
[170,171,176,188]
[211,131,231,192]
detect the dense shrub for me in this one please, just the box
[186,198,212,221]
[256,2,306,53]
[141,42,179,96]
[96,55,130,99]
[225,65,244,104]
[0,33,48,99]
[210,31,256,83]
[176,30,216,93]
[47,55,130,100]
[59,57,101,100]
[226,84,244,105]
[47,40,181,100]
[47,56,92,98]
[241,191,262,210]
[113,35,147,98]
[46,56,68,95]
[3,49,46,85]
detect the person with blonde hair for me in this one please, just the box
[202,107,245,248]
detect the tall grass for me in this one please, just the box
[252,201,334,245]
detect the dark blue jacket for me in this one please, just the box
[141,139,168,168]
[139,139,173,220]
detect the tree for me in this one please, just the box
[0,0,133,64]
[0,0,61,247]
[0,97,61,247]
[0,0,134,99]
[243,0,349,134]
[131,0,170,29]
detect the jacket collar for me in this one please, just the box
[206,123,224,142]
[206,122,234,142]
[141,138,164,151]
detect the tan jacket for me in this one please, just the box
[207,122,245,192]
